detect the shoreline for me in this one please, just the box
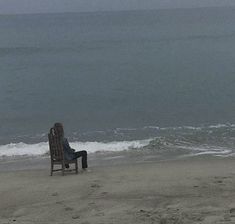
[0,147,232,172]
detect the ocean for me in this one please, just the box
[1,7,235,158]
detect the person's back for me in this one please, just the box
[62,137,76,160]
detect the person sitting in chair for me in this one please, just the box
[54,122,88,170]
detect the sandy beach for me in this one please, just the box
[1,155,235,224]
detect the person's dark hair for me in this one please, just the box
[54,122,64,137]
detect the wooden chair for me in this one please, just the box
[48,127,78,176]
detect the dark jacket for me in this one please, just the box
[62,138,76,160]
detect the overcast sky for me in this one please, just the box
[0,0,235,14]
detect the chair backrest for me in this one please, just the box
[48,127,64,161]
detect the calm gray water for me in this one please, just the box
[1,7,235,145]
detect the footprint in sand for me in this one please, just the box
[51,192,59,196]
[214,180,223,184]
[213,176,231,183]
[91,183,101,188]
[65,207,74,211]
[72,215,80,219]
[55,201,63,204]
[230,208,235,217]
[159,218,167,224]
[223,213,231,221]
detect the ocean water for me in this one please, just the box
[1,7,235,158]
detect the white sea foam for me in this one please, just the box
[208,123,235,129]
[0,139,152,157]
[149,123,235,131]
[178,145,233,157]
[143,126,160,130]
[0,142,49,157]
[193,149,232,156]
[182,126,202,130]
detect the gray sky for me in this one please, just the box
[0,0,235,14]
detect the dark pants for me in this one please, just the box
[74,150,88,169]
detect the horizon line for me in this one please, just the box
[0,5,235,16]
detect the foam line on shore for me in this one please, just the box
[0,139,152,157]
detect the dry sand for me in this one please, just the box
[1,156,235,224]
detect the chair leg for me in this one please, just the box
[50,162,53,176]
[75,160,78,174]
[62,162,65,176]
